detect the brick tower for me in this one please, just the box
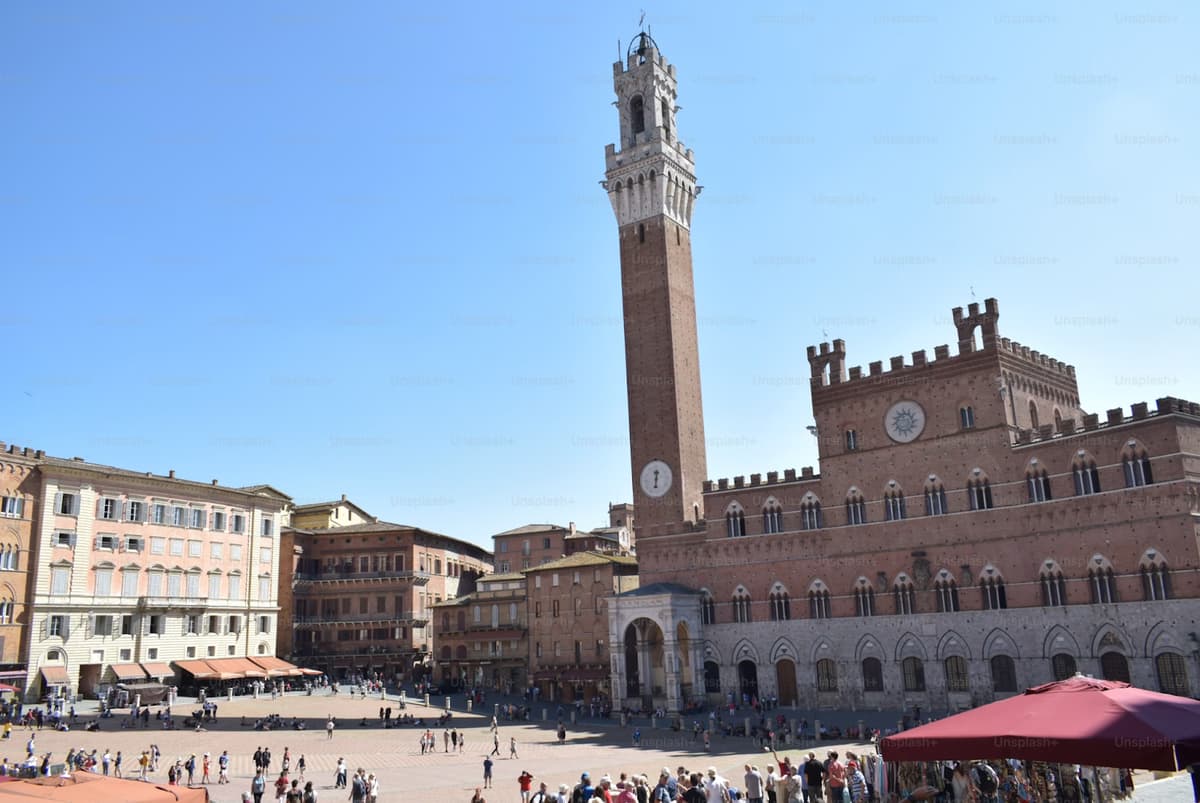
[605,33,707,539]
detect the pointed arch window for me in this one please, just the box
[902,657,926,692]
[800,499,823,530]
[1040,563,1067,607]
[732,590,752,624]
[1122,444,1154,487]
[944,655,969,692]
[853,580,875,617]
[924,478,948,515]
[990,655,1017,692]
[769,588,791,621]
[845,491,866,525]
[1051,653,1077,680]
[883,483,906,521]
[959,406,976,429]
[980,573,1007,610]
[1027,463,1052,502]
[700,592,716,625]
[1155,653,1189,696]
[1073,454,1101,495]
[725,506,746,538]
[1141,559,1171,601]
[1088,559,1117,604]
[861,657,883,692]
[1029,400,1040,429]
[815,659,837,692]
[762,502,784,535]
[808,585,831,620]
[967,473,993,510]
[935,575,960,613]
[893,577,915,615]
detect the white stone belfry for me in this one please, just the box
[604,33,698,229]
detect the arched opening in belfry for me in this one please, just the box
[1029,400,1040,430]
[630,96,645,136]
[661,98,671,140]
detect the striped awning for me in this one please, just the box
[110,663,147,682]
[39,666,69,685]
[140,662,174,678]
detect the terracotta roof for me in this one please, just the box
[522,551,638,572]
[494,524,568,536]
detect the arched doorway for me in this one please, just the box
[738,660,759,702]
[775,659,797,705]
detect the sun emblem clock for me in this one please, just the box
[884,400,926,443]
[640,460,673,498]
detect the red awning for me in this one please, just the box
[880,676,1200,771]
[140,662,174,678]
[110,663,146,682]
[206,657,265,678]
[175,660,218,679]
[249,656,302,677]
[39,666,69,685]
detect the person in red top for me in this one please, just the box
[823,753,845,803]
[518,770,535,803]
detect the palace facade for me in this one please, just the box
[603,34,1200,713]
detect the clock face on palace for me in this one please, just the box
[640,460,673,498]
[884,400,926,443]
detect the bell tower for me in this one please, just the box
[605,32,707,539]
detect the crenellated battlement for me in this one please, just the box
[997,337,1076,378]
[1013,396,1200,445]
[808,297,1077,392]
[703,466,820,493]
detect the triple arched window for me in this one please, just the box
[1122,443,1154,487]
[1027,462,1052,502]
[1141,553,1171,601]
[800,499,823,530]
[731,589,752,623]
[935,573,960,613]
[853,579,874,617]
[725,506,746,538]
[894,576,915,615]
[1040,562,1067,607]
[1073,453,1101,495]
[845,490,866,525]
[762,502,784,535]
[967,471,993,510]
[808,583,831,619]
[700,592,716,625]
[980,571,1007,610]
[924,477,948,515]
[769,587,791,621]
[1088,557,1117,604]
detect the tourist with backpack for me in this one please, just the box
[971,762,1000,803]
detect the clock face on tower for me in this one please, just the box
[884,400,926,443]
[640,460,673,498]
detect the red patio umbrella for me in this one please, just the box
[880,675,1200,770]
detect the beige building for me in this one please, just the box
[433,572,527,693]
[290,495,374,530]
[28,456,292,699]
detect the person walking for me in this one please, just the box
[251,770,267,803]
[113,750,123,779]
[334,758,347,790]
[483,757,494,789]
[202,753,211,784]
[326,717,335,740]
[219,751,230,784]
[297,754,306,781]
[490,733,500,757]
[510,736,519,759]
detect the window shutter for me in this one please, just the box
[62,617,70,640]
[96,498,104,518]
[69,533,77,548]
[54,493,62,514]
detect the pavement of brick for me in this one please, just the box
[14,693,1193,802]
[7,693,854,803]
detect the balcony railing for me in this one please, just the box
[294,570,430,585]
[138,596,208,609]
[292,644,428,659]
[293,613,429,628]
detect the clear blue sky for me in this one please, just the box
[3,3,1197,549]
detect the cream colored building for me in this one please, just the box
[27,457,291,699]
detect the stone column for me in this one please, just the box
[663,639,681,713]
